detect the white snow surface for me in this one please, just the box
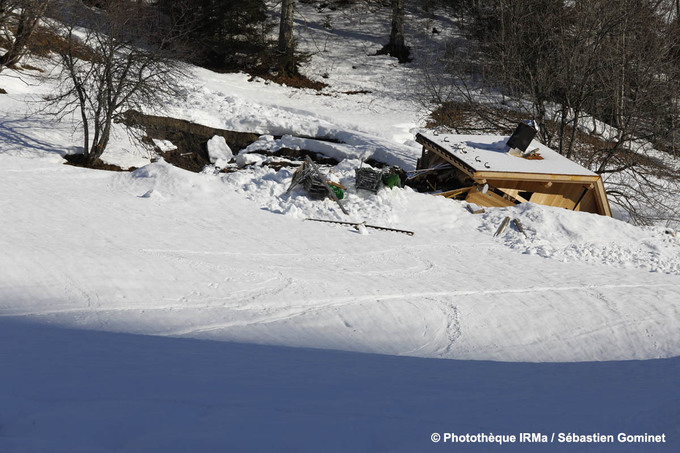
[151,138,177,153]
[1,3,679,451]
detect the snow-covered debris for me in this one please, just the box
[206,134,233,166]
[235,152,265,168]
[152,138,177,152]
[242,134,278,153]
[482,203,680,275]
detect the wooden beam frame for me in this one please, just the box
[416,133,613,217]
[472,171,601,184]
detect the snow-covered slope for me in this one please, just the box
[2,150,679,362]
[1,3,679,451]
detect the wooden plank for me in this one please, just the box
[529,187,583,210]
[484,179,566,194]
[494,216,511,237]
[435,186,474,199]
[466,204,486,214]
[528,192,566,208]
[473,171,600,184]
[512,219,528,238]
[498,188,529,203]
[593,178,613,217]
[465,188,517,208]
[499,187,520,198]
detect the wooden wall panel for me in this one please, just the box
[575,190,598,214]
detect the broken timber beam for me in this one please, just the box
[435,186,474,199]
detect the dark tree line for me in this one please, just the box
[154,0,412,76]
[3,1,416,76]
[154,0,271,70]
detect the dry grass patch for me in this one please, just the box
[27,25,96,62]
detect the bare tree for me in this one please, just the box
[46,0,185,167]
[0,0,51,70]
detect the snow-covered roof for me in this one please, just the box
[418,132,597,177]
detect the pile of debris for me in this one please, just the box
[286,158,405,207]
[285,157,414,235]
[286,156,349,214]
[355,163,404,193]
[410,122,612,217]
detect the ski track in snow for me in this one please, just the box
[1,282,671,319]
[3,273,675,361]
[158,282,673,331]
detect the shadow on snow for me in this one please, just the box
[0,318,677,452]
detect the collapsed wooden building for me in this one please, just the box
[413,126,612,217]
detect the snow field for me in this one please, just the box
[1,3,679,451]
[1,152,679,362]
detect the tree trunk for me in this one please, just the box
[88,120,111,166]
[566,109,580,160]
[383,0,410,63]
[278,0,296,75]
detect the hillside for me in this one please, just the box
[1,2,679,451]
